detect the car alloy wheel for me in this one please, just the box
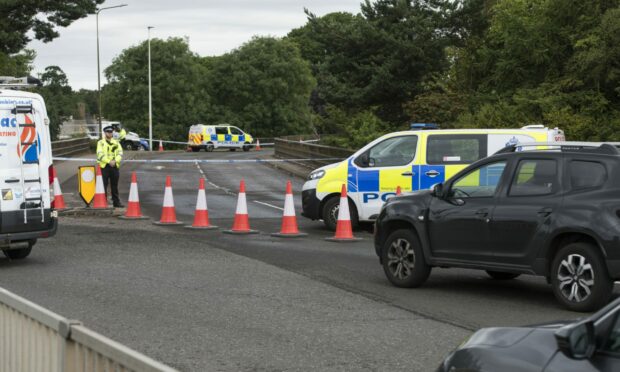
[557,254,594,303]
[387,238,415,280]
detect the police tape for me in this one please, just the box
[146,139,275,146]
[52,157,343,164]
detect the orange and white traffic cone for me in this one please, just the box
[255,139,261,151]
[92,165,109,209]
[158,140,164,152]
[272,180,306,238]
[186,178,218,230]
[51,166,69,210]
[396,186,402,195]
[223,179,259,234]
[325,184,362,242]
[153,176,184,225]
[119,172,149,220]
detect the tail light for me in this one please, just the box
[49,164,55,208]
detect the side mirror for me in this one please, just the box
[358,153,370,167]
[432,183,444,198]
[555,321,596,360]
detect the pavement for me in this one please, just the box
[1,148,617,371]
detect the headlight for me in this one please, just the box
[308,170,325,180]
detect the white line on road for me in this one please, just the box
[254,201,283,211]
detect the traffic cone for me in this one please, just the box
[396,186,402,195]
[51,166,69,211]
[255,139,261,151]
[325,184,362,242]
[119,172,149,220]
[92,165,109,209]
[153,176,184,225]
[158,140,164,152]
[223,179,259,234]
[272,181,306,238]
[186,178,218,230]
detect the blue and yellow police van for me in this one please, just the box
[302,124,565,230]
[188,124,254,152]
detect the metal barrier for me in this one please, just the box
[52,137,91,157]
[0,287,177,372]
[274,138,354,170]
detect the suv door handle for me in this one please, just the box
[401,172,414,176]
[425,170,440,177]
[475,208,489,217]
[537,207,553,216]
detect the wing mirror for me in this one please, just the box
[432,183,444,199]
[555,320,595,360]
[358,153,370,167]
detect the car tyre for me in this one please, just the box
[205,143,214,152]
[3,241,34,260]
[551,242,612,312]
[486,271,520,280]
[243,143,251,152]
[322,195,358,231]
[381,229,431,288]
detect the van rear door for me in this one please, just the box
[0,97,52,234]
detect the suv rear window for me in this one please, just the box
[509,159,558,196]
[426,134,487,165]
[570,161,606,190]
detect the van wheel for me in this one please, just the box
[243,143,251,152]
[382,229,431,288]
[3,241,34,260]
[551,243,612,312]
[205,143,214,152]
[322,196,358,231]
[191,147,200,152]
[486,271,520,280]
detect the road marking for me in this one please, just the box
[254,200,283,211]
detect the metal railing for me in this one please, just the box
[52,137,92,157]
[0,287,176,372]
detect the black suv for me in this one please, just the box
[374,142,620,312]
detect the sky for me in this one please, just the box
[26,0,363,90]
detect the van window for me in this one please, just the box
[215,127,228,135]
[229,127,243,135]
[570,161,606,190]
[355,135,418,168]
[427,134,487,165]
[451,161,507,198]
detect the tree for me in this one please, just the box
[205,36,316,137]
[0,50,35,76]
[103,37,210,141]
[36,66,74,140]
[0,0,104,54]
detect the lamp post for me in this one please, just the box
[96,4,127,130]
[148,26,154,151]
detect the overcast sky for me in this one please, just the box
[26,0,363,90]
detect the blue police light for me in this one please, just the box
[410,123,439,130]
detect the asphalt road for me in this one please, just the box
[1,148,617,371]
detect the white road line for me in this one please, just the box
[254,200,283,211]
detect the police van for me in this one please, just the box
[302,124,565,230]
[0,76,57,259]
[188,124,254,152]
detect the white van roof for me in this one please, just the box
[0,88,45,102]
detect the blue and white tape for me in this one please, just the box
[52,157,342,164]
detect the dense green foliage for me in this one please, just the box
[0,0,103,54]
[3,0,620,144]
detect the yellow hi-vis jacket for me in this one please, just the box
[97,138,123,168]
[118,128,127,141]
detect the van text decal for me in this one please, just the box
[0,118,18,127]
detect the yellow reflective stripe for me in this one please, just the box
[232,135,239,142]
[317,160,349,194]
[379,168,411,191]
[217,134,225,142]
[444,165,467,182]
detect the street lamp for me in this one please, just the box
[96,4,128,130]
[148,26,154,151]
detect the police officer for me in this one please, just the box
[97,125,124,208]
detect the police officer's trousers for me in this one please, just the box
[101,165,121,206]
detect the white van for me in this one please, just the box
[0,77,58,259]
[188,124,254,152]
